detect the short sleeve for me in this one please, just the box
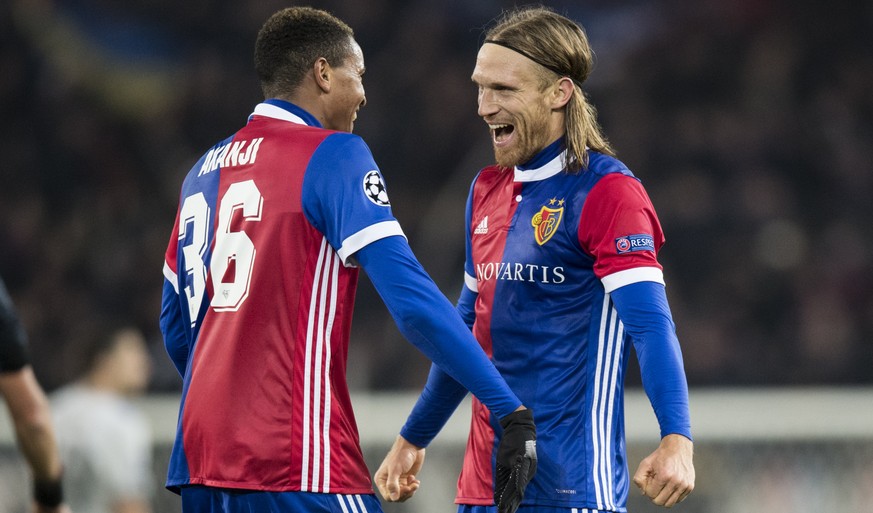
[578,173,665,293]
[302,133,405,266]
[0,278,29,372]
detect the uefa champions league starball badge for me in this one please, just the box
[362,170,390,206]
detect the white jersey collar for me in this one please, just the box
[250,102,309,126]
[513,150,568,182]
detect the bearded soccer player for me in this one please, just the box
[159,7,535,513]
[376,7,694,513]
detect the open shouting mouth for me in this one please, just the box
[489,123,515,146]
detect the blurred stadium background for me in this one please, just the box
[0,0,871,511]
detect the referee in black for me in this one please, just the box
[0,276,68,512]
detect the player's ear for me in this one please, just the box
[551,77,574,110]
[314,57,332,93]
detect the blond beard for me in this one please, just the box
[492,105,553,168]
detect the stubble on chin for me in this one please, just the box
[493,149,512,169]
[493,145,534,170]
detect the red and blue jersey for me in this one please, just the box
[461,143,668,510]
[160,99,403,495]
[400,140,691,512]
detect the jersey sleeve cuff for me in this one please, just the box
[601,266,664,293]
[463,271,478,293]
[163,261,179,294]
[661,426,694,441]
[338,221,406,267]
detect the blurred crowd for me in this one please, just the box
[0,0,870,392]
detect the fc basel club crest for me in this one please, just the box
[531,199,564,245]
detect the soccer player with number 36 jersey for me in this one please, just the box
[159,7,536,513]
[376,7,695,513]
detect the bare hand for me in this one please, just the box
[374,435,426,502]
[632,434,695,508]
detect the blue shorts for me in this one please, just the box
[458,506,611,513]
[180,486,383,513]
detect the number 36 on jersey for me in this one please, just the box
[178,179,263,326]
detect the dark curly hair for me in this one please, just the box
[254,7,355,98]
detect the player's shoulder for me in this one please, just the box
[582,151,656,205]
[303,132,380,198]
[586,150,636,180]
[312,131,375,165]
[479,163,511,176]
[474,164,513,188]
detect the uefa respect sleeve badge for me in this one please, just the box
[614,234,655,254]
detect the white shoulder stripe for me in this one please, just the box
[337,221,406,267]
[163,261,179,294]
[601,267,664,293]
[464,271,479,293]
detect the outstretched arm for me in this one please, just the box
[359,237,536,509]
[356,236,521,418]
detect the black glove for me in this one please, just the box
[494,408,537,513]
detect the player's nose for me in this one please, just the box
[477,90,498,117]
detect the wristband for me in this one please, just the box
[33,477,63,508]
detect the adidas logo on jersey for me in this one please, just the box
[474,216,489,235]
